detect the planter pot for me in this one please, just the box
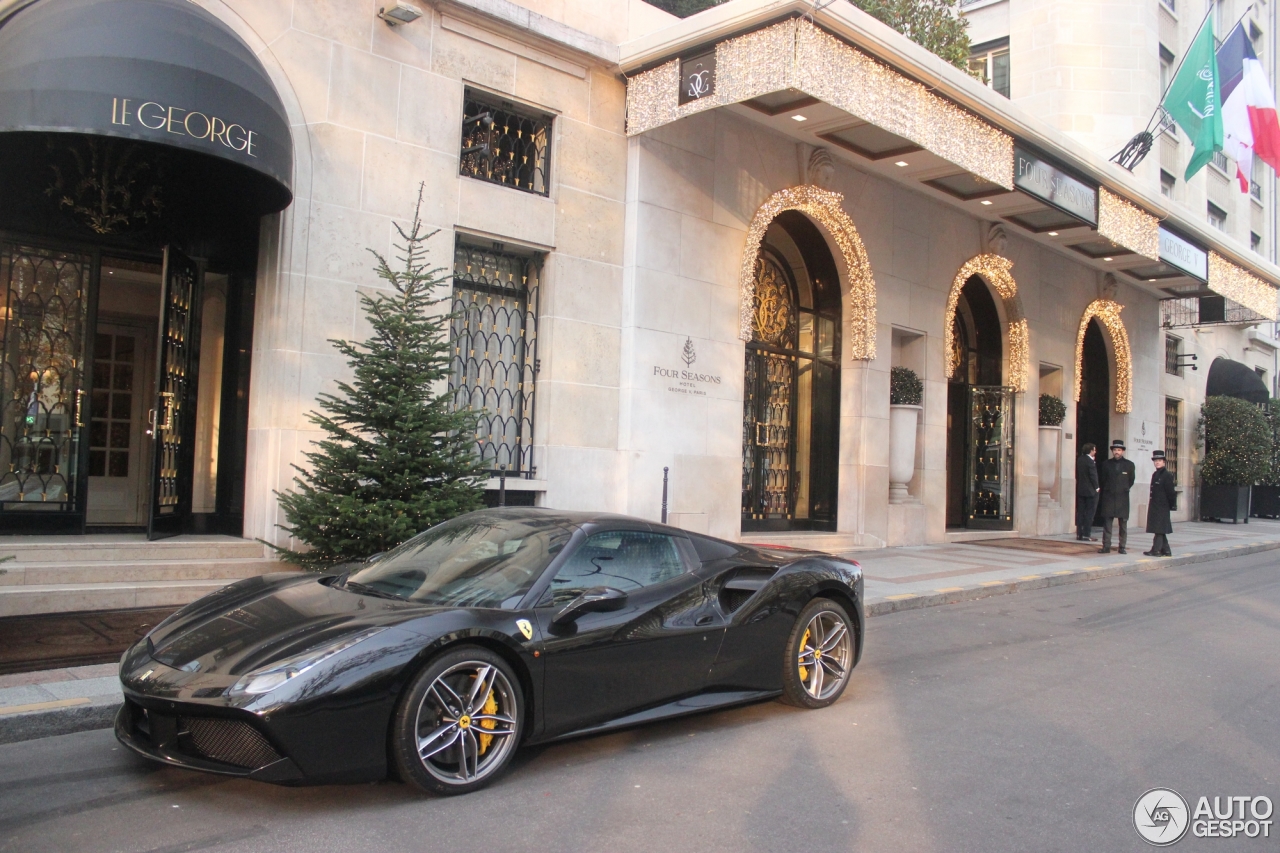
[888,404,922,504]
[1037,425,1061,507]
[1251,485,1280,519]
[1200,484,1251,523]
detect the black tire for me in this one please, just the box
[391,646,524,795]
[780,597,856,709]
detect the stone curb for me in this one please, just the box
[864,541,1280,618]
[0,696,120,745]
[1,540,1276,746]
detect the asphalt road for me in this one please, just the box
[1,549,1278,853]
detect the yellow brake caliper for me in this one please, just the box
[478,689,497,754]
[798,628,811,682]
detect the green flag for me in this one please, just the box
[1163,16,1223,180]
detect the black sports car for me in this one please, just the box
[116,508,863,794]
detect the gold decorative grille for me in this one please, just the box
[449,242,540,476]
[0,244,89,507]
[1164,398,1180,478]
[460,92,551,196]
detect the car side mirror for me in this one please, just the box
[552,586,628,627]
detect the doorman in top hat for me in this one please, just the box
[1098,439,1136,554]
[1144,450,1177,556]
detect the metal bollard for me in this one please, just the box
[661,466,669,524]
[498,464,506,508]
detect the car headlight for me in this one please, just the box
[229,628,388,696]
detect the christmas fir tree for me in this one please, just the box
[274,186,486,569]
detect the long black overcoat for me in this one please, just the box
[1098,456,1136,518]
[1146,467,1177,534]
[1075,453,1099,497]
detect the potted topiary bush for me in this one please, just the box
[1199,395,1272,523]
[1037,394,1066,507]
[1251,398,1280,518]
[888,366,923,503]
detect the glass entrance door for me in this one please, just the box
[0,242,91,530]
[147,247,202,539]
[741,241,840,532]
[87,323,154,525]
[965,385,1015,529]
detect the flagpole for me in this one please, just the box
[1159,1,1220,102]
[1113,1,1221,169]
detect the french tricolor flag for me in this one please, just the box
[1217,22,1280,192]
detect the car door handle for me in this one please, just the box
[695,615,715,626]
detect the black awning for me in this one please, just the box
[0,0,292,213]
[1206,357,1271,404]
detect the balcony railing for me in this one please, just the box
[1252,180,1263,200]
[1161,295,1269,328]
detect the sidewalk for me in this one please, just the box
[850,517,1280,615]
[3,518,1278,744]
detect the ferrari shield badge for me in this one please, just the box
[515,619,534,640]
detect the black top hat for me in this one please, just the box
[1151,449,1166,460]
[1110,439,1126,450]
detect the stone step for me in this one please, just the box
[738,532,865,554]
[0,558,294,587]
[0,579,247,617]
[0,536,266,564]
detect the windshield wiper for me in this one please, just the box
[342,580,408,602]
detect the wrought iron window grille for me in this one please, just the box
[459,91,551,196]
[449,241,541,478]
[1164,335,1182,376]
[1164,398,1180,477]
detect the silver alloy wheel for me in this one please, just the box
[414,660,518,785]
[796,610,852,701]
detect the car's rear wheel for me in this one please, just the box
[780,597,856,709]
[391,646,523,795]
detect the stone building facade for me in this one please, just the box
[0,0,1276,548]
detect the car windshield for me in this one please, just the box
[343,515,573,608]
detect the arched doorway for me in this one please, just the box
[0,0,293,536]
[1076,319,1110,523]
[741,212,841,531]
[946,275,1015,529]
[1076,319,1111,458]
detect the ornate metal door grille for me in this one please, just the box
[743,256,800,525]
[449,242,540,477]
[0,243,90,509]
[965,385,1015,528]
[460,91,551,196]
[148,249,201,539]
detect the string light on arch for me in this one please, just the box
[738,184,877,360]
[943,254,1029,392]
[1073,299,1132,414]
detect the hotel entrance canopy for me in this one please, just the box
[0,0,293,214]
[620,0,1280,322]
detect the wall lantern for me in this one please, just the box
[378,4,422,26]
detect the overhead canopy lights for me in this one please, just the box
[625,18,1013,190]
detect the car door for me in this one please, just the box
[534,528,724,737]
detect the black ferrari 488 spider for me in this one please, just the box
[116,508,863,794]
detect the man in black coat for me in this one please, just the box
[1075,442,1099,541]
[1098,439,1136,554]
[1144,450,1177,556]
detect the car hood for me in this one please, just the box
[145,574,434,677]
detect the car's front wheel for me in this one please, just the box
[391,646,524,795]
[780,597,856,709]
